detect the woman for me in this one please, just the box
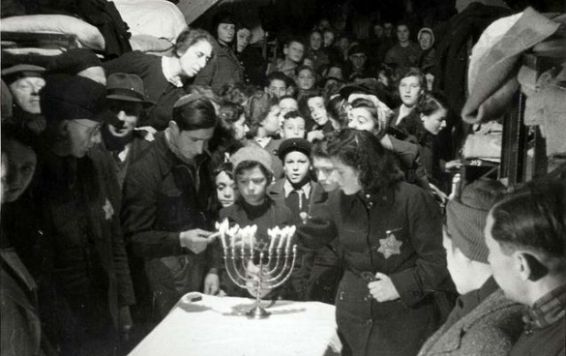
[193,12,244,93]
[413,92,448,188]
[103,28,215,130]
[388,67,426,137]
[297,129,449,356]
[305,29,330,72]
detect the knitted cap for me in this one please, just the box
[278,138,311,161]
[446,179,506,263]
[230,145,273,175]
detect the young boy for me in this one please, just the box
[281,111,306,139]
[220,146,293,296]
[264,71,291,99]
[267,38,305,80]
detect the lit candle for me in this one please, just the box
[286,226,296,252]
[277,227,287,250]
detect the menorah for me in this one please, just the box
[215,219,298,319]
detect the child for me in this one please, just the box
[264,71,291,99]
[305,93,333,142]
[213,162,238,210]
[219,146,293,296]
[266,37,305,79]
[281,111,306,139]
[267,138,316,300]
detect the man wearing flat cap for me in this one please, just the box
[1,64,46,134]
[32,74,135,355]
[418,179,523,356]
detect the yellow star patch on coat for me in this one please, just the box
[102,199,114,220]
[377,232,403,259]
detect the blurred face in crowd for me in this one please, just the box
[443,228,477,294]
[10,76,45,114]
[107,100,142,137]
[348,107,377,133]
[278,97,298,115]
[378,70,390,88]
[2,139,36,203]
[284,41,305,63]
[215,171,237,208]
[373,24,384,38]
[307,96,328,126]
[337,37,350,54]
[303,58,315,68]
[326,66,344,80]
[419,32,433,50]
[261,105,281,136]
[237,166,268,206]
[266,79,288,99]
[297,68,315,90]
[349,53,367,71]
[283,151,310,184]
[169,122,214,160]
[236,28,252,53]
[330,157,361,195]
[484,213,526,304]
[384,22,393,37]
[232,113,249,141]
[217,23,236,45]
[310,32,323,51]
[63,119,102,158]
[396,25,410,44]
[179,40,212,78]
[282,117,305,139]
[312,156,338,192]
[78,66,106,85]
[323,30,335,47]
[399,75,422,107]
[422,107,447,135]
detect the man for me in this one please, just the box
[266,37,305,80]
[346,44,371,81]
[418,179,523,355]
[95,73,154,189]
[384,23,422,71]
[121,94,220,318]
[1,64,46,134]
[485,179,566,356]
[37,74,135,355]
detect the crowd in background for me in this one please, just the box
[1,1,565,356]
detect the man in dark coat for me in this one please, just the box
[485,179,566,356]
[37,74,135,356]
[121,94,221,318]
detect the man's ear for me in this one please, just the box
[57,120,69,137]
[168,120,178,133]
[516,252,548,282]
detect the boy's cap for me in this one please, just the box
[278,138,311,161]
[230,146,273,175]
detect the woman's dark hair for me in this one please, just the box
[327,128,402,193]
[213,161,234,182]
[417,91,449,117]
[175,28,215,57]
[245,94,279,139]
[326,95,347,128]
[172,94,217,131]
[218,102,244,124]
[490,179,566,261]
[234,160,273,183]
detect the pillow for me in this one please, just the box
[2,15,105,50]
[130,34,173,55]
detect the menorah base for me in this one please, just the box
[245,304,271,319]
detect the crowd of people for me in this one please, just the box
[1,3,565,356]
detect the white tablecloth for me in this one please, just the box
[129,293,342,356]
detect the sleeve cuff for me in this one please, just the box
[389,268,425,307]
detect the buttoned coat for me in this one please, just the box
[418,289,523,356]
[298,181,450,356]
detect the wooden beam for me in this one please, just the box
[177,0,224,25]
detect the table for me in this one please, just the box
[128,293,342,356]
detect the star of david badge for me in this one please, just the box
[102,199,114,220]
[377,231,403,259]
